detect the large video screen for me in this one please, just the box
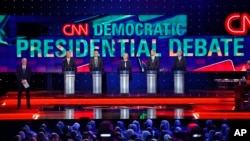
[0,15,249,72]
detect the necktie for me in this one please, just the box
[125,61,127,67]
[23,69,25,74]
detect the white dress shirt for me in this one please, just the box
[67,58,70,64]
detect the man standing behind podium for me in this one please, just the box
[16,58,31,109]
[62,51,77,72]
[172,50,186,71]
[89,50,103,71]
[147,50,160,71]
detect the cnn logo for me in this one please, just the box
[62,23,89,36]
[225,13,250,36]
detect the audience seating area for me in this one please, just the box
[12,119,230,141]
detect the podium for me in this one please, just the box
[147,107,156,119]
[120,70,130,94]
[120,106,130,119]
[65,107,75,119]
[91,69,102,94]
[146,70,158,94]
[93,107,102,119]
[174,70,184,94]
[64,68,75,95]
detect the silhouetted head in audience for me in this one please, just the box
[13,135,22,141]
[71,130,77,138]
[50,133,59,141]
[88,120,96,129]
[160,124,167,131]
[116,121,125,131]
[213,132,222,140]
[160,120,170,130]
[175,127,182,132]
[132,120,141,133]
[28,137,37,141]
[128,124,137,132]
[130,134,137,140]
[114,126,121,132]
[208,130,216,139]
[204,120,217,132]
[222,128,230,140]
[40,124,47,131]
[220,124,229,135]
[113,131,122,138]
[38,127,46,134]
[142,130,151,141]
[126,129,135,140]
[163,134,172,141]
[55,121,64,135]
[57,121,64,129]
[18,131,26,141]
[21,126,30,138]
[37,132,47,141]
[160,130,172,141]
[74,135,82,141]
[24,124,31,132]
[174,120,181,127]
[206,120,213,126]
[146,127,154,136]
[72,122,80,131]
[82,131,89,140]
[146,119,153,127]
[143,120,153,130]
[86,124,92,131]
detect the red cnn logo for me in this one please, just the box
[62,23,89,36]
[225,13,250,36]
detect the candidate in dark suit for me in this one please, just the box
[119,53,132,71]
[172,50,186,71]
[16,58,32,109]
[89,50,104,71]
[62,51,77,72]
[119,53,132,80]
[147,50,160,71]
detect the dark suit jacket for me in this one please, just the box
[62,57,77,72]
[119,60,132,80]
[172,56,186,71]
[89,56,104,71]
[147,56,160,70]
[16,65,32,85]
[119,60,132,71]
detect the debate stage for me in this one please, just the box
[0,90,250,120]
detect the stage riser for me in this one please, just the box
[0,72,245,95]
